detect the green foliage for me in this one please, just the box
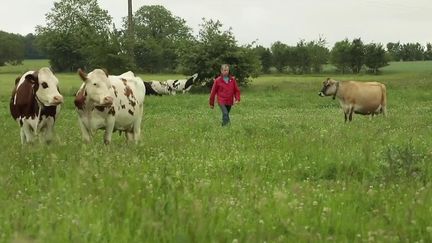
[349,38,365,73]
[364,43,388,74]
[308,38,329,73]
[386,42,402,61]
[400,43,424,61]
[330,39,351,73]
[270,41,289,72]
[253,45,272,74]
[35,0,128,72]
[23,33,45,59]
[424,43,432,60]
[132,5,193,72]
[380,142,428,183]
[271,39,329,74]
[178,19,260,87]
[0,31,25,66]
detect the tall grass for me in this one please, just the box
[0,61,432,242]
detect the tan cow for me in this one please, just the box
[318,78,387,122]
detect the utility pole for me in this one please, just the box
[127,0,134,63]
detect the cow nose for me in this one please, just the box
[53,95,64,104]
[318,92,324,97]
[104,96,113,105]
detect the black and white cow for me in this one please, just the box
[10,67,63,144]
[74,69,146,144]
[166,73,198,94]
[144,81,174,96]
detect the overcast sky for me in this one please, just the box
[1,0,431,48]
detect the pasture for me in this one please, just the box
[1,60,432,242]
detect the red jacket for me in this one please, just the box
[209,75,241,106]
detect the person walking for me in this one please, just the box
[209,64,241,126]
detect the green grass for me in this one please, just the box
[1,61,432,242]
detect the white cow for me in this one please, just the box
[10,67,63,144]
[74,69,146,144]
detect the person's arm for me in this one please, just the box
[209,79,218,108]
[233,78,240,103]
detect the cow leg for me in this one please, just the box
[42,118,55,144]
[22,123,35,144]
[382,106,387,117]
[131,109,143,144]
[348,107,354,122]
[126,132,134,142]
[104,117,116,145]
[343,106,349,123]
[20,128,27,144]
[78,118,91,142]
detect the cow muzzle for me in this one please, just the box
[318,92,325,97]
[102,96,114,106]
[51,95,64,105]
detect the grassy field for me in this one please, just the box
[1,60,432,242]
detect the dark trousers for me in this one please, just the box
[218,104,232,126]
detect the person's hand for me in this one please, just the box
[235,100,240,105]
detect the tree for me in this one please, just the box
[270,41,289,73]
[307,37,329,73]
[349,38,365,73]
[386,42,402,61]
[424,43,432,60]
[23,33,45,59]
[400,43,424,61]
[132,5,193,72]
[364,43,388,74]
[0,31,25,66]
[178,19,260,88]
[330,39,351,73]
[36,0,128,72]
[253,45,272,73]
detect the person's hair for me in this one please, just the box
[220,64,230,71]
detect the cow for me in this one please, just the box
[166,73,198,94]
[143,81,174,96]
[74,69,146,144]
[10,67,63,144]
[318,78,387,122]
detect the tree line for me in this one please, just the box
[1,0,432,86]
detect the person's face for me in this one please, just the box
[221,67,229,76]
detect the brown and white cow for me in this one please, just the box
[74,69,146,144]
[10,67,63,144]
[318,78,387,122]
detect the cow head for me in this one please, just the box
[318,78,339,99]
[78,68,113,107]
[30,67,63,106]
[184,73,198,90]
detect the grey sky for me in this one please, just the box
[1,0,431,48]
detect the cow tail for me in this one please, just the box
[380,84,387,116]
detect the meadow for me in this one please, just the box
[0,60,432,242]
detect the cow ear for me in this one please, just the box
[78,68,88,81]
[25,72,38,84]
[14,76,21,85]
[101,68,109,77]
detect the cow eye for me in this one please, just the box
[41,82,48,89]
[93,83,97,86]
